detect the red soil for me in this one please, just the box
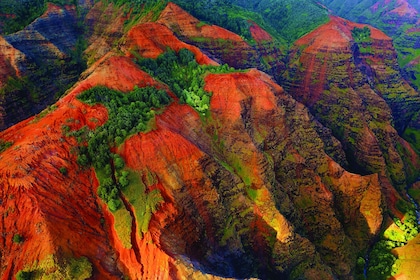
[157,2,243,42]
[296,16,391,54]
[249,21,273,42]
[126,22,217,65]
[206,69,278,122]
[0,54,166,279]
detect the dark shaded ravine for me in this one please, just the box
[120,193,142,269]
[110,159,142,270]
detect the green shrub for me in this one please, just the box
[0,139,13,153]
[12,234,24,244]
[136,48,235,115]
[15,270,31,280]
[59,167,68,175]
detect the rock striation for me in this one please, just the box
[284,16,420,190]
[0,2,419,280]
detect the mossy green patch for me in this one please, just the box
[122,169,163,237]
[0,139,13,154]
[16,255,92,280]
[403,128,420,153]
[113,206,133,249]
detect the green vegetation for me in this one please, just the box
[367,200,419,279]
[135,48,235,115]
[113,206,133,248]
[351,27,371,43]
[15,270,31,280]
[100,0,169,31]
[0,0,78,35]
[0,0,45,35]
[71,85,169,211]
[0,139,13,153]
[12,233,24,244]
[16,255,92,280]
[403,127,420,153]
[98,0,327,45]
[69,85,168,239]
[122,170,163,237]
[59,167,68,175]
[174,0,329,44]
[351,26,372,54]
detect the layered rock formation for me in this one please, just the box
[284,16,420,190]
[321,0,420,90]
[0,1,419,280]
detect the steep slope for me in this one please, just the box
[285,16,420,189]
[320,0,420,90]
[0,8,389,279]
[0,36,24,86]
[1,1,420,280]
[156,3,285,80]
[284,15,420,278]
[0,3,87,131]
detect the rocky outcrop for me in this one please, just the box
[157,3,285,80]
[84,1,127,65]
[5,3,78,60]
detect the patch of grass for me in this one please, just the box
[113,207,133,249]
[0,139,13,153]
[403,128,420,153]
[122,170,163,237]
[368,201,419,279]
[246,187,258,201]
[135,48,237,115]
[16,255,92,280]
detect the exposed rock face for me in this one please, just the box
[0,36,25,86]
[84,1,127,65]
[157,3,285,80]
[125,22,216,65]
[0,36,26,129]
[284,16,420,190]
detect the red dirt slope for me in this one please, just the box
[125,22,216,65]
[0,54,161,280]
[157,3,285,79]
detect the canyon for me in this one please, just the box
[0,1,419,279]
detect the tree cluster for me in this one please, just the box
[136,48,234,115]
[352,26,372,43]
[72,85,170,210]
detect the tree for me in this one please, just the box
[108,199,121,212]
